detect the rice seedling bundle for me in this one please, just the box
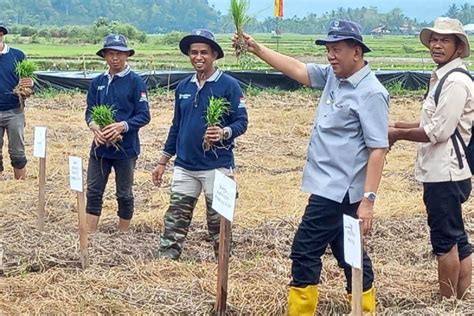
[203,96,230,151]
[13,60,38,101]
[90,104,123,148]
[231,0,251,58]
[90,104,116,129]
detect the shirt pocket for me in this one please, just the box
[318,102,353,130]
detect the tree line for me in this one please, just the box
[0,0,472,35]
[9,18,147,44]
[0,0,219,34]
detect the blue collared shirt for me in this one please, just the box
[85,66,151,160]
[163,69,248,171]
[303,63,389,203]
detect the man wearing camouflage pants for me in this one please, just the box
[152,29,248,260]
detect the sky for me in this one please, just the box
[207,0,470,22]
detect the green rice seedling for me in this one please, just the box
[203,96,230,151]
[13,60,38,103]
[205,96,230,127]
[90,104,116,129]
[230,0,251,58]
[15,60,38,79]
[90,104,123,150]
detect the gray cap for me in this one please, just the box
[96,34,135,58]
[179,29,224,59]
[315,20,371,53]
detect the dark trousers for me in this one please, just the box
[86,156,137,220]
[290,194,374,293]
[423,179,472,260]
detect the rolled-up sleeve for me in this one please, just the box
[359,92,390,148]
[424,79,468,144]
[306,64,330,89]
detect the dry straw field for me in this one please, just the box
[0,90,473,314]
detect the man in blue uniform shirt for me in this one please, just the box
[0,22,34,180]
[152,29,248,260]
[85,34,150,232]
[235,20,389,314]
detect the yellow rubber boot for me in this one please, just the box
[348,286,376,313]
[288,285,319,316]
[362,286,376,312]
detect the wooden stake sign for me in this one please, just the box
[212,170,237,315]
[33,127,47,231]
[343,215,363,316]
[69,156,89,269]
[215,216,231,316]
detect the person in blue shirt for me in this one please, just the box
[234,21,388,314]
[152,29,248,260]
[85,34,150,233]
[0,23,34,180]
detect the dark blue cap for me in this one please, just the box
[179,29,224,59]
[96,34,135,58]
[0,22,8,35]
[315,20,371,53]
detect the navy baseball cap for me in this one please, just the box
[0,22,8,35]
[96,34,135,58]
[179,29,224,59]
[316,20,371,53]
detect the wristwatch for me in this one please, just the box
[364,192,377,202]
[222,127,231,140]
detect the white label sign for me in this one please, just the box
[69,156,83,192]
[343,214,362,270]
[211,169,237,222]
[33,126,47,158]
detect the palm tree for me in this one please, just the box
[385,8,405,34]
[446,4,459,18]
[458,3,473,24]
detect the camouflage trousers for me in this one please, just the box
[158,192,221,260]
[158,167,233,260]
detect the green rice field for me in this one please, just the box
[7,33,474,71]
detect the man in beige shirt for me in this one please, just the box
[389,17,473,299]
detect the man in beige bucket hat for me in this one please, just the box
[420,17,470,59]
[389,17,473,299]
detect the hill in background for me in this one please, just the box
[0,0,220,33]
